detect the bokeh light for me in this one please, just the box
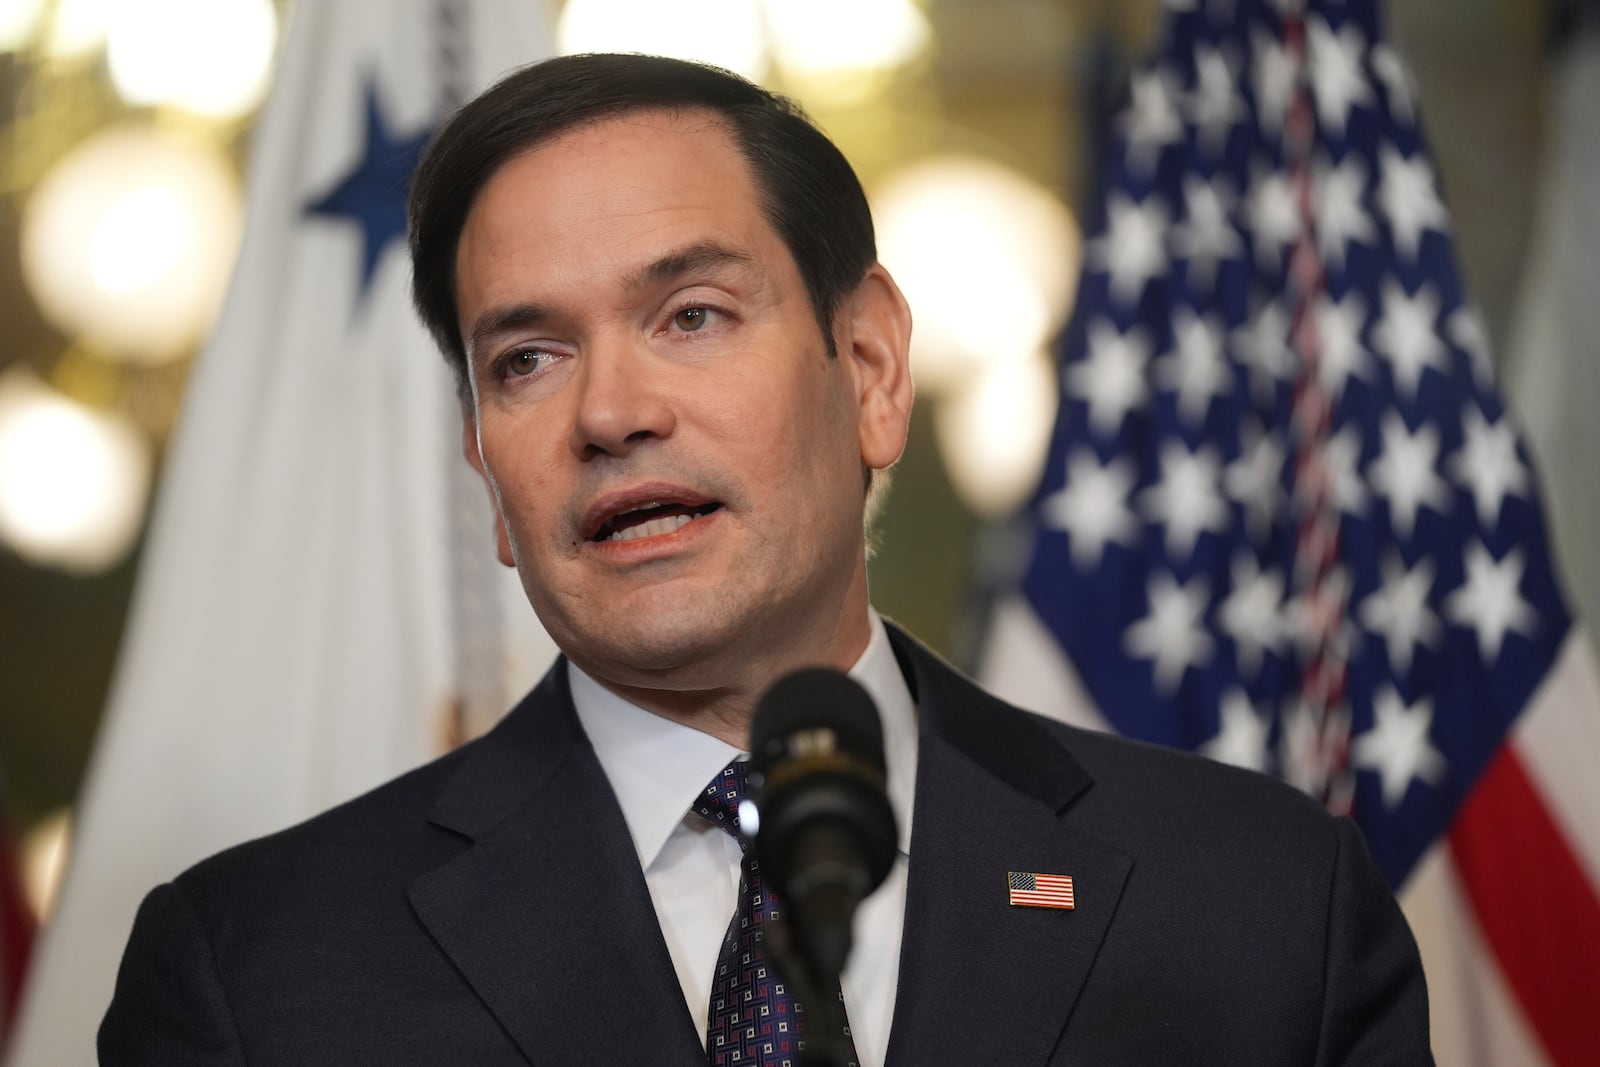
[21,123,243,363]
[762,0,930,76]
[43,0,112,57]
[934,350,1058,518]
[21,808,72,923]
[0,368,152,573]
[874,154,1080,394]
[107,0,277,119]
[556,0,770,82]
[0,0,45,52]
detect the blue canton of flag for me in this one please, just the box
[1018,0,1570,891]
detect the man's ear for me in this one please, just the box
[460,406,517,569]
[843,263,915,471]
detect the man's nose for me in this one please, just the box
[568,336,676,460]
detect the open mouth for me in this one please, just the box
[589,501,723,544]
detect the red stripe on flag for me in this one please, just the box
[1,823,35,1041]
[1449,745,1600,1067]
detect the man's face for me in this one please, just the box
[453,109,911,694]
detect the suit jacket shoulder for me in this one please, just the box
[885,624,1431,1066]
[100,661,706,1066]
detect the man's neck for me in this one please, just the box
[575,605,876,750]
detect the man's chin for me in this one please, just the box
[556,612,753,688]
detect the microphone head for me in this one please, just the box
[749,667,885,778]
[747,667,899,989]
[747,666,897,907]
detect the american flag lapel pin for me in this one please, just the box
[1008,871,1075,910]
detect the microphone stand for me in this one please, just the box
[763,913,853,1067]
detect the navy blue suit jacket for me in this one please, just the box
[100,625,1431,1064]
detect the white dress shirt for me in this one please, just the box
[570,612,918,1067]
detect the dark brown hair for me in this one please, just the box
[407,53,877,396]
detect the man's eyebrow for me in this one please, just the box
[622,241,757,291]
[466,303,552,365]
[464,243,756,365]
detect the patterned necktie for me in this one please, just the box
[693,761,860,1067]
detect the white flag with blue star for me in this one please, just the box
[9,3,557,1062]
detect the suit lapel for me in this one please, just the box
[408,663,706,1065]
[884,627,1133,1066]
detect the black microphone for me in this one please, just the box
[747,668,898,999]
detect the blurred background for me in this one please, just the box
[1,0,1596,1060]
[0,0,1556,911]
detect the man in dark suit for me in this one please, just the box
[101,54,1431,1065]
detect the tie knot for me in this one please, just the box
[692,760,748,839]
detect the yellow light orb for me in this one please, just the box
[0,0,46,52]
[107,0,277,119]
[935,350,1059,518]
[874,155,1080,395]
[556,0,769,82]
[43,0,112,57]
[21,809,73,924]
[0,368,152,573]
[21,123,243,364]
[762,0,930,76]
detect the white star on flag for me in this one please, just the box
[1171,177,1244,292]
[1154,309,1232,426]
[1218,552,1287,679]
[1138,441,1231,560]
[1224,421,1285,540]
[1370,43,1416,125]
[1357,553,1442,675]
[1446,305,1496,391]
[1124,571,1215,694]
[1314,291,1375,402]
[1445,542,1538,662]
[1315,158,1378,272]
[1448,405,1528,528]
[1247,168,1300,269]
[1352,687,1447,809]
[1040,450,1141,569]
[1377,145,1449,261]
[1232,300,1295,402]
[1289,565,1354,661]
[1251,29,1297,136]
[1307,16,1375,136]
[1120,67,1185,175]
[1368,412,1452,539]
[1279,696,1353,800]
[1187,44,1246,155]
[1370,279,1448,400]
[1089,193,1170,306]
[1201,688,1273,772]
[1322,424,1371,519]
[1066,319,1154,436]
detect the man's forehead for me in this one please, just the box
[536,105,737,154]
[484,106,749,201]
[458,107,767,254]
[451,106,799,345]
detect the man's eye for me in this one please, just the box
[674,307,711,332]
[505,349,549,377]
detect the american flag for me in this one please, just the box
[981,0,1600,1062]
[1008,872,1076,910]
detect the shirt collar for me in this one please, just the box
[570,610,919,871]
